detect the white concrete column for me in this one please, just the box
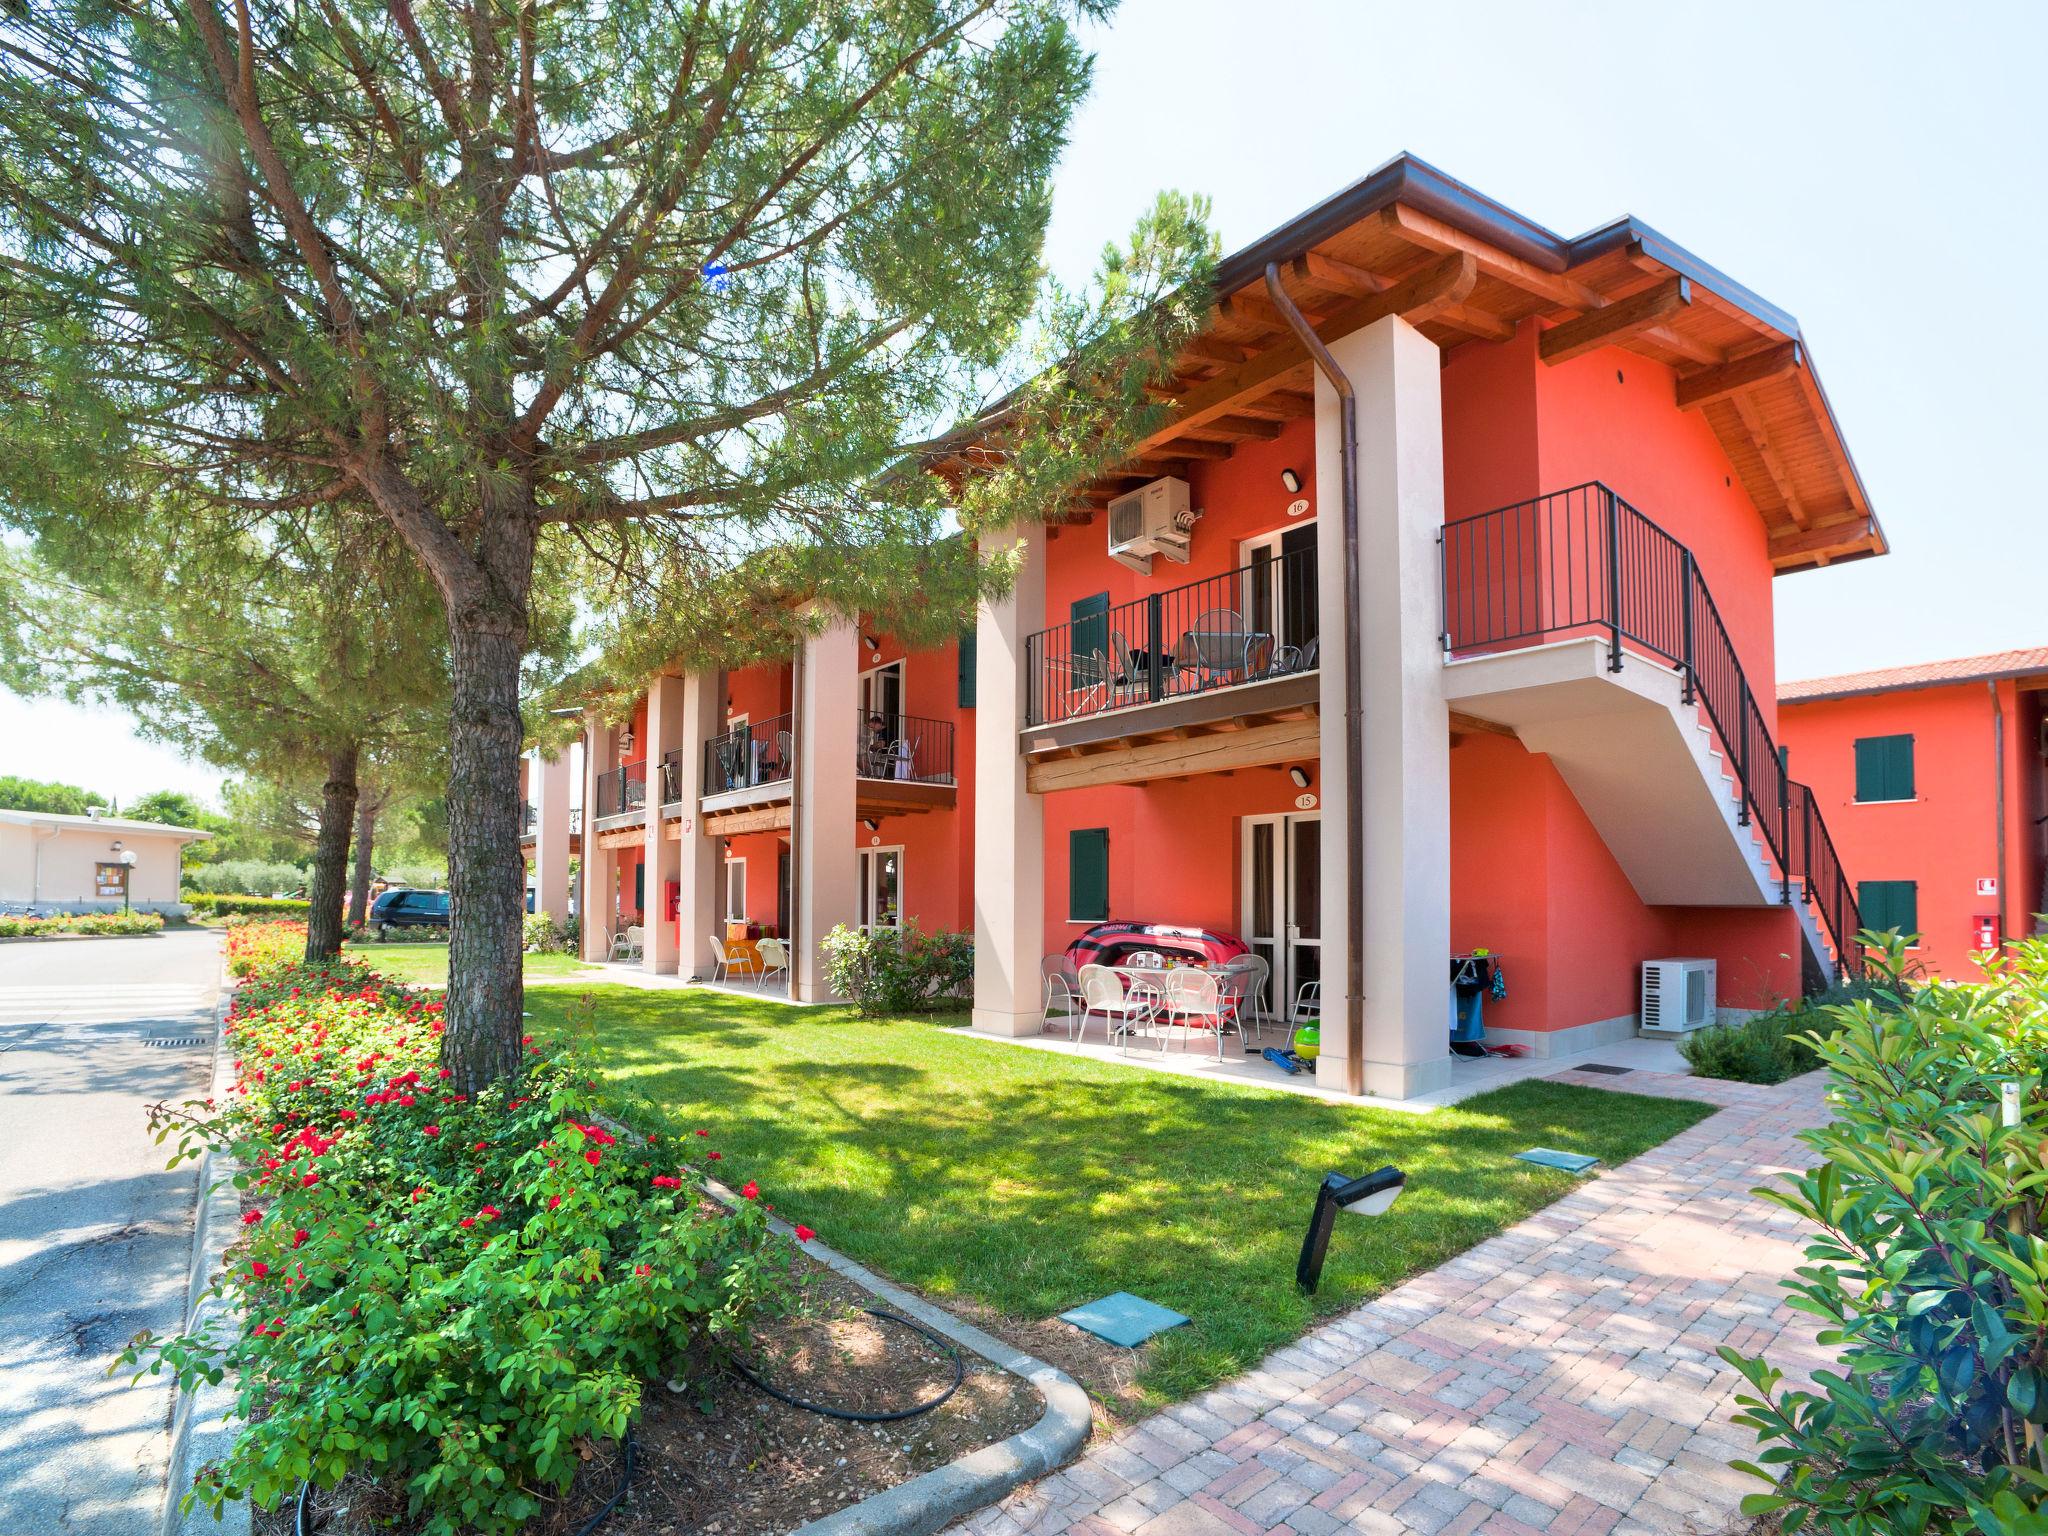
[794,618,860,1001]
[1313,315,1453,1099]
[971,524,1046,1036]
[534,749,573,924]
[642,673,685,975]
[580,715,619,962]
[672,669,726,980]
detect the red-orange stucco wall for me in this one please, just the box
[1779,683,2047,977]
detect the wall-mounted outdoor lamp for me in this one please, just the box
[619,726,635,755]
[1288,766,1311,789]
[862,818,880,832]
[115,847,138,915]
[1279,468,1302,494]
[863,634,880,652]
[1296,1165,1406,1294]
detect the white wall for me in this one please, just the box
[1,825,193,910]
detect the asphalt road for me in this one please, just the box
[0,928,222,1535]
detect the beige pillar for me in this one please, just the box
[794,619,859,1001]
[580,715,619,962]
[535,749,573,924]
[1313,315,1453,1099]
[642,673,684,974]
[972,524,1047,1036]
[671,669,726,980]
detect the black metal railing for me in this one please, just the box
[1023,543,1319,727]
[856,711,955,784]
[520,801,536,832]
[1441,482,1863,978]
[592,758,647,820]
[703,714,795,796]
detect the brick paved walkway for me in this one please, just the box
[951,1069,1833,1536]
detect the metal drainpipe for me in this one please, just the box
[1264,263,1365,1098]
[1992,681,2008,943]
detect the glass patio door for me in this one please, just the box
[1242,812,1322,1021]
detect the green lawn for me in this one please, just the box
[527,985,1715,1410]
[343,940,601,986]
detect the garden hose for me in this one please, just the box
[292,1425,639,1536]
[731,1306,963,1422]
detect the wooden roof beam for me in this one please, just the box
[1728,393,1810,529]
[1289,250,1390,298]
[1675,341,1803,410]
[1769,516,1873,561]
[1128,252,1478,458]
[1539,277,1693,365]
[1182,415,1285,442]
[1381,204,1605,312]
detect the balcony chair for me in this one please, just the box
[755,937,791,992]
[1077,963,1158,1050]
[1108,632,1147,706]
[1271,635,1319,677]
[608,924,645,963]
[1175,608,1257,690]
[774,730,794,778]
[1065,649,1110,716]
[1041,955,1082,1032]
[1220,953,1271,1036]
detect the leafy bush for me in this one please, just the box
[523,912,580,954]
[366,923,448,944]
[182,860,309,897]
[0,909,164,938]
[124,922,788,1535]
[1678,1008,1827,1084]
[1723,936,2048,1532]
[183,892,313,918]
[223,920,307,976]
[820,921,973,1016]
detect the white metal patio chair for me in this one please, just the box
[755,937,791,992]
[1066,649,1110,715]
[1174,608,1258,690]
[608,924,645,963]
[1041,955,1082,1034]
[1078,964,1158,1051]
[1160,967,1249,1059]
[1288,979,1321,1050]
[709,933,744,985]
[1221,953,1271,1039]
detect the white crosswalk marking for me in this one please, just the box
[0,984,216,1025]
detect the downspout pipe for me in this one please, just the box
[1264,263,1366,1098]
[787,644,805,1000]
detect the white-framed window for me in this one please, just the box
[724,858,747,923]
[857,846,904,931]
[1241,523,1320,664]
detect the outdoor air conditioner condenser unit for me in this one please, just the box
[1105,476,1194,574]
[1639,958,1717,1036]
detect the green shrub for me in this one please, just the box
[0,910,164,938]
[125,924,787,1535]
[1678,1008,1827,1084]
[182,860,308,897]
[820,921,972,1016]
[1722,935,2048,1532]
[366,923,448,944]
[183,892,313,918]
[523,912,580,954]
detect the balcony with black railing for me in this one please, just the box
[1440,482,1864,978]
[703,714,795,801]
[1023,542,1320,730]
[857,711,955,785]
[592,758,648,823]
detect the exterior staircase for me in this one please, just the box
[1438,482,1862,983]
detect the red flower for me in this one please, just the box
[479,1205,501,1220]
[292,1228,309,1248]
[422,1124,439,1137]
[794,1224,816,1242]
[585,1148,602,1166]
[250,1261,270,1278]
[634,1263,652,1278]
[740,1181,759,1200]
[410,1186,426,1203]
[547,1195,562,1211]
[459,1216,475,1228]
[300,1172,319,1187]
[651,1175,681,1189]
[708,1150,722,1161]
[241,1210,262,1226]
[472,1140,488,1152]
[695,1129,709,1138]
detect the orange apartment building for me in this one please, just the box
[527,154,1890,1100]
[1778,649,2048,977]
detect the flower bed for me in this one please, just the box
[0,909,164,938]
[127,922,788,1536]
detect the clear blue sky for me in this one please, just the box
[6,0,2040,805]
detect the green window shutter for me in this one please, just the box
[1859,880,1919,939]
[1069,828,1109,923]
[634,861,645,912]
[1071,592,1110,662]
[1854,735,1915,801]
[956,630,977,709]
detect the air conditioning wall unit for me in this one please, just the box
[1106,477,1193,574]
[1639,957,1717,1036]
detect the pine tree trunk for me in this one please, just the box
[347,794,379,927]
[305,744,360,962]
[439,552,532,1093]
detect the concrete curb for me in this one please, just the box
[699,1176,1093,1536]
[159,952,252,1536]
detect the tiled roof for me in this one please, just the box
[1779,646,2048,703]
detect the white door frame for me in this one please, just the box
[857,844,906,931]
[1240,810,1323,1020]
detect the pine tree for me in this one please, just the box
[0,1,1210,1089]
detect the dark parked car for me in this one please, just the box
[366,888,450,938]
